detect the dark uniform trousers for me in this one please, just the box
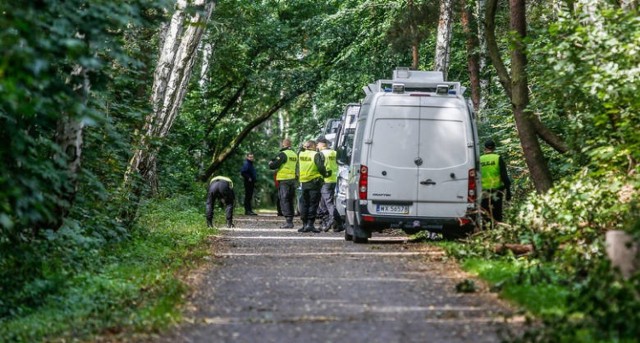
[318,182,340,227]
[278,179,297,218]
[243,179,255,214]
[481,188,505,224]
[299,178,323,223]
[206,180,235,225]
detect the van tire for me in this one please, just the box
[442,224,474,240]
[353,236,368,244]
[345,228,353,241]
[352,219,369,244]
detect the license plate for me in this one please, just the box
[376,204,409,214]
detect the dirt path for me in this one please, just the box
[158,214,520,343]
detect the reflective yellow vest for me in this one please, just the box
[480,154,503,190]
[298,150,322,183]
[277,149,297,181]
[320,148,338,183]
[210,175,234,189]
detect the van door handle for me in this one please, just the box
[420,179,436,185]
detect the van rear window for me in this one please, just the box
[371,118,467,168]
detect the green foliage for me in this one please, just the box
[0,195,213,342]
[532,3,640,175]
[462,258,568,317]
[0,0,167,322]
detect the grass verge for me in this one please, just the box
[435,241,569,317]
[0,197,216,342]
[461,258,569,317]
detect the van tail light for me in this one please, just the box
[362,215,375,222]
[359,165,368,200]
[468,169,477,203]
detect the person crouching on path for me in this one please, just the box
[206,176,236,228]
[269,138,298,228]
[297,140,330,233]
[316,137,343,232]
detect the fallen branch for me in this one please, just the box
[493,243,533,256]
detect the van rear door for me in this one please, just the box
[415,98,471,218]
[366,96,420,216]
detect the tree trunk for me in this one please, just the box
[509,0,553,193]
[199,38,213,90]
[52,65,90,230]
[125,0,215,195]
[411,43,420,70]
[461,0,481,111]
[475,0,489,112]
[435,0,454,80]
[606,230,639,279]
[409,0,420,70]
[485,0,554,193]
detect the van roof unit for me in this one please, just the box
[365,67,466,97]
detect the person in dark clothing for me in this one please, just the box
[274,172,283,216]
[240,153,258,215]
[206,176,235,228]
[269,138,298,228]
[480,140,511,227]
[297,140,330,233]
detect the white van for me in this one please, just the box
[334,103,361,226]
[345,68,481,243]
[322,118,342,148]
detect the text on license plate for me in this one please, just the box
[376,204,409,214]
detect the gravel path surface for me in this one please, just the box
[159,214,520,343]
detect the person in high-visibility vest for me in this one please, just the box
[206,176,236,228]
[297,140,330,233]
[269,138,298,228]
[480,140,511,227]
[316,136,343,232]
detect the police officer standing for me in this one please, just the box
[480,140,511,226]
[316,137,343,232]
[206,175,236,228]
[240,153,258,215]
[297,140,329,233]
[269,138,298,228]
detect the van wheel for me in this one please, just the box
[442,224,474,240]
[352,220,369,244]
[345,230,353,241]
[353,236,368,244]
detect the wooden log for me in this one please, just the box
[493,243,533,256]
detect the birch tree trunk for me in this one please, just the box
[125,0,214,194]
[435,0,454,80]
[475,0,489,112]
[53,65,90,229]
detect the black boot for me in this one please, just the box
[280,217,294,229]
[307,219,320,233]
[332,220,345,232]
[226,219,235,228]
[207,219,213,228]
[297,219,308,232]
